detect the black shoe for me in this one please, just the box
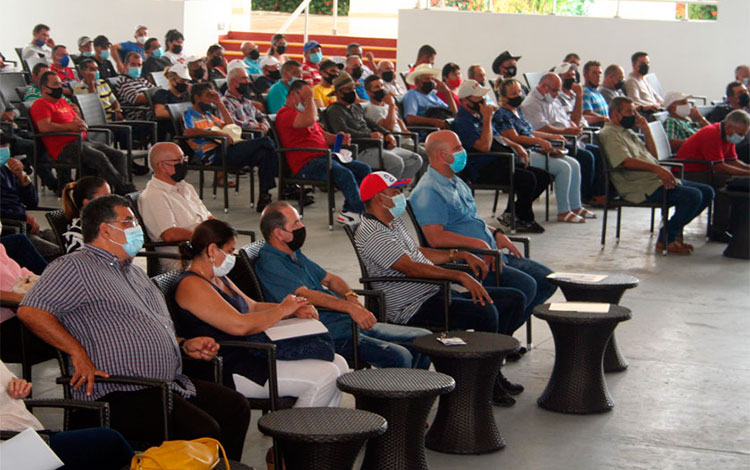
[517,220,545,234]
[496,371,524,395]
[132,163,150,176]
[256,193,273,213]
[708,228,732,243]
[300,194,315,207]
[492,380,517,407]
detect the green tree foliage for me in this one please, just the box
[253,0,350,16]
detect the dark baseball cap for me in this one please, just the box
[492,50,521,74]
[93,35,111,48]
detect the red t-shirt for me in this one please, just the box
[437,89,459,109]
[675,122,737,172]
[276,106,329,175]
[30,97,84,160]
[51,64,76,82]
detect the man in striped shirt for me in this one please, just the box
[17,195,251,458]
[115,52,155,121]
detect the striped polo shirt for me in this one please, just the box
[183,107,225,160]
[20,245,195,401]
[354,214,440,324]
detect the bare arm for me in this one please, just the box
[422,224,490,250]
[405,113,446,129]
[293,86,317,129]
[110,44,125,73]
[570,84,584,124]
[154,104,169,119]
[714,161,750,175]
[472,104,497,153]
[294,272,377,329]
[160,227,193,243]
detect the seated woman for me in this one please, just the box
[494,78,595,224]
[173,219,348,408]
[61,176,111,253]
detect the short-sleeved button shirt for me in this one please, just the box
[402,89,448,119]
[453,106,488,151]
[183,107,225,160]
[409,166,497,249]
[675,122,738,172]
[51,64,76,83]
[222,91,262,131]
[301,61,322,86]
[355,214,440,324]
[254,243,331,303]
[663,116,699,142]
[583,85,609,117]
[243,58,262,75]
[598,85,624,105]
[520,87,570,130]
[313,84,336,107]
[30,97,86,160]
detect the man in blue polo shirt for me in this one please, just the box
[112,25,149,74]
[255,201,431,371]
[409,130,557,358]
[403,64,457,131]
[582,60,610,127]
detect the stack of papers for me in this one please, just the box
[548,302,611,313]
[548,272,608,283]
[265,318,329,341]
[0,428,64,470]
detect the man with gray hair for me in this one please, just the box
[222,66,268,133]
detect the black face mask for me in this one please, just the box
[738,94,750,108]
[248,49,260,60]
[638,64,649,76]
[505,66,517,78]
[275,44,287,55]
[381,71,394,83]
[170,162,188,183]
[322,73,337,84]
[198,102,215,114]
[268,70,281,81]
[615,79,625,91]
[351,67,363,80]
[171,44,183,54]
[507,95,524,108]
[47,87,64,99]
[562,78,575,90]
[372,89,386,102]
[465,99,481,113]
[285,226,306,252]
[341,91,357,105]
[620,115,636,129]
[174,81,188,93]
[237,82,252,96]
[192,68,205,80]
[420,81,435,94]
[210,56,223,67]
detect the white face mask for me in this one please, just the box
[212,248,236,277]
[675,104,691,118]
[136,35,147,44]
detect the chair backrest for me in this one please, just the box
[124,191,156,244]
[696,105,715,117]
[151,71,169,89]
[268,114,296,179]
[150,270,184,333]
[74,93,108,126]
[648,121,673,161]
[166,102,192,137]
[341,223,371,280]
[106,77,123,95]
[0,73,27,106]
[644,73,664,99]
[404,201,431,247]
[213,78,227,92]
[45,210,70,249]
[15,86,27,101]
[24,57,48,74]
[228,249,266,302]
[524,71,545,91]
[652,111,668,124]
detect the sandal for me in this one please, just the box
[573,207,597,219]
[557,212,585,223]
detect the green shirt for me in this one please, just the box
[23,85,74,107]
[598,122,665,203]
[664,116,698,141]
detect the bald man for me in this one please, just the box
[138,142,213,269]
[409,130,557,357]
[377,60,406,97]
[240,41,261,75]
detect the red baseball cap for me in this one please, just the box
[359,171,411,202]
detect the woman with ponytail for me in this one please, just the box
[60,176,110,253]
[172,219,348,408]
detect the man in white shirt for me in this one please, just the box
[363,74,423,157]
[377,60,406,97]
[138,142,212,269]
[21,24,53,61]
[624,51,663,113]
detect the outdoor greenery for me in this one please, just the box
[252,0,350,16]
[675,3,718,20]
[429,0,594,15]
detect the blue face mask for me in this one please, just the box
[727,132,745,145]
[82,51,94,57]
[99,49,110,60]
[449,149,467,173]
[0,146,11,166]
[127,67,142,79]
[383,193,407,218]
[108,224,144,258]
[152,48,163,59]
[309,51,323,64]
[59,54,70,68]
[93,71,100,81]
[34,38,46,47]
[288,76,299,85]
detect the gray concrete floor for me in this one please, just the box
[16,170,750,469]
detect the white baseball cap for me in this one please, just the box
[227,59,246,74]
[553,62,577,75]
[663,91,692,109]
[167,63,191,81]
[260,55,281,70]
[457,79,492,99]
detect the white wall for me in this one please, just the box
[398,1,750,101]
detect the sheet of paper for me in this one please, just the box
[548,302,611,313]
[333,149,353,164]
[547,272,608,283]
[265,318,329,342]
[0,428,64,470]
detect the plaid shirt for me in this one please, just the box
[664,116,699,141]
[221,91,263,131]
[20,245,195,401]
[583,85,609,117]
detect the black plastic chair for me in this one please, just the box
[0,299,57,384]
[0,72,27,106]
[0,399,110,442]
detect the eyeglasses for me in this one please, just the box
[163,156,188,164]
[109,217,139,228]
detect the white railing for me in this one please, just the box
[276,0,341,41]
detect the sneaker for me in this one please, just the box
[517,220,545,234]
[496,212,515,228]
[336,210,360,226]
[495,371,524,395]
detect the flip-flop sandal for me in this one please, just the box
[574,207,597,219]
[557,212,585,223]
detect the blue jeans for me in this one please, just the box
[221,137,278,194]
[645,180,715,243]
[568,143,600,201]
[529,152,582,214]
[407,286,526,336]
[297,157,371,213]
[319,311,431,369]
[50,427,134,469]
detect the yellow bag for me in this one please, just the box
[130,437,229,470]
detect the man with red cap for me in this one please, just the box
[354,171,528,406]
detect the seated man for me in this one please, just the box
[662,91,710,152]
[708,81,750,163]
[240,41,261,75]
[301,40,323,86]
[22,24,53,61]
[675,110,750,242]
[222,67,269,134]
[17,194,251,460]
[355,171,527,405]
[266,60,302,114]
[138,142,213,269]
[49,45,76,88]
[141,37,171,79]
[403,64,457,130]
[326,73,422,179]
[256,201,432,371]
[598,64,626,105]
[491,50,526,93]
[187,56,209,84]
[581,60,610,126]
[312,59,340,108]
[184,83,278,210]
[73,36,94,65]
[90,35,117,80]
[73,59,122,121]
[520,71,603,205]
[407,45,436,74]
[363,75,422,155]
[452,79,549,233]
[467,64,496,104]
[624,51,663,113]
[410,130,557,340]
[254,56,281,95]
[344,55,369,101]
[598,97,714,254]
[111,25,149,73]
[377,60,406,97]
[115,52,155,121]
[30,71,134,195]
[276,80,371,225]
[152,64,190,119]
[736,65,750,87]
[0,155,60,259]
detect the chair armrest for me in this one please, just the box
[406,126,440,134]
[658,161,684,178]
[181,355,223,384]
[34,131,83,138]
[0,299,20,309]
[508,236,530,257]
[119,105,150,112]
[143,240,181,249]
[236,229,257,242]
[276,147,332,154]
[241,130,264,139]
[217,341,287,409]
[353,289,387,323]
[23,399,110,428]
[0,217,26,235]
[135,251,181,260]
